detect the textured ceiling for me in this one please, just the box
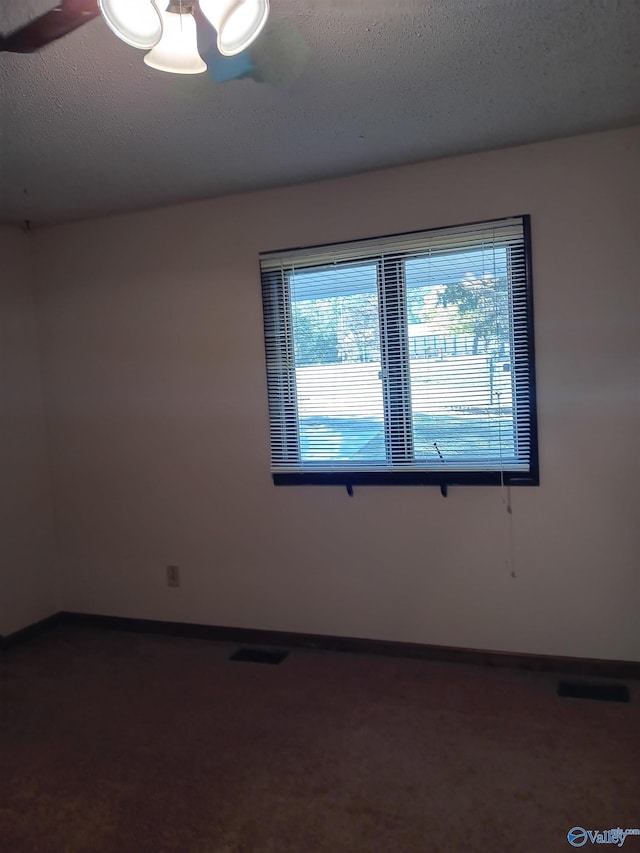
[1,0,639,226]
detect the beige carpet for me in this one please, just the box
[2,626,638,852]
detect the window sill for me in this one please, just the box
[273,471,539,487]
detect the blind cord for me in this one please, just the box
[489,234,517,580]
[506,485,516,579]
[497,388,516,579]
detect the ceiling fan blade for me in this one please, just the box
[249,19,310,87]
[195,13,310,87]
[1,0,100,54]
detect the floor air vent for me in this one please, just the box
[229,648,289,665]
[557,680,630,703]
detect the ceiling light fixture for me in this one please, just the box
[98,0,270,73]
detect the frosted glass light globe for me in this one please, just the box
[144,9,207,74]
[199,0,269,56]
[99,0,166,50]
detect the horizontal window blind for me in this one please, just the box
[260,219,524,271]
[260,216,538,486]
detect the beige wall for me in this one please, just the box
[0,226,58,635]
[33,126,640,660]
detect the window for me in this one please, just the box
[260,215,538,487]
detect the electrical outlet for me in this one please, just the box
[166,565,180,588]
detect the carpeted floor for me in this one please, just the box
[2,626,639,852]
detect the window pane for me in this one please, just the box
[289,263,386,463]
[406,247,517,469]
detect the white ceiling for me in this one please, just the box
[1,0,639,227]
